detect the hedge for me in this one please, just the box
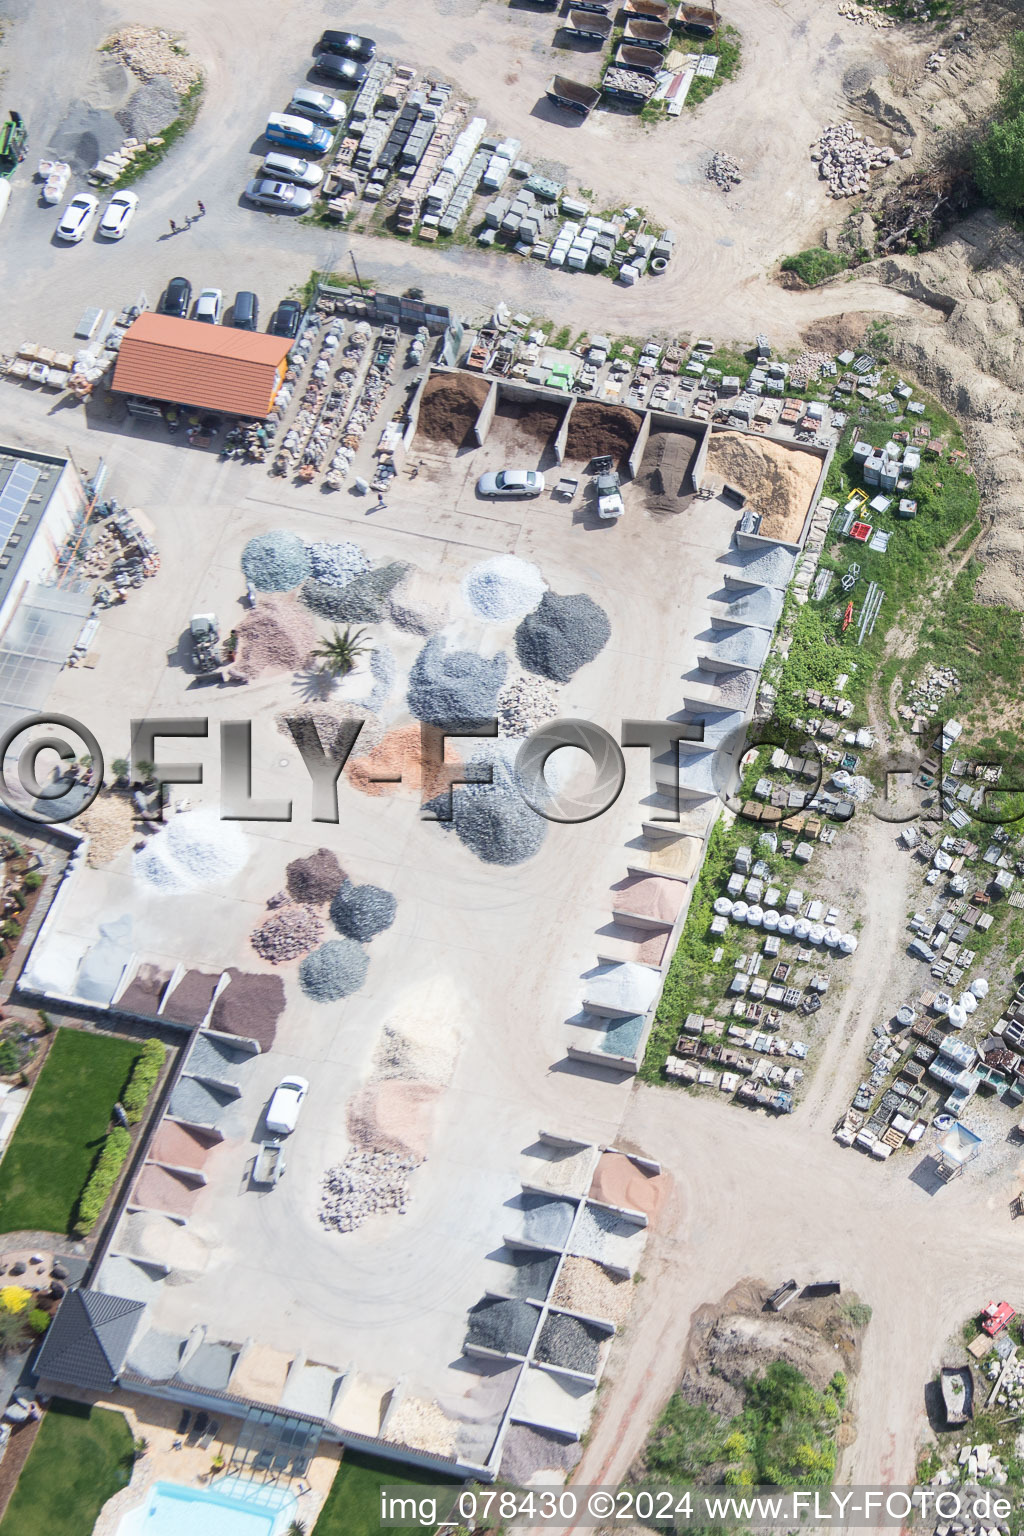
[121,1039,166,1125]
[74,1127,131,1236]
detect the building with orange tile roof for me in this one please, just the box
[111,312,292,418]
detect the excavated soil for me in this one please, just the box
[706,432,822,543]
[495,398,565,444]
[565,402,642,465]
[417,373,490,446]
[638,424,701,514]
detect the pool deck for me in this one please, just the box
[56,1388,336,1536]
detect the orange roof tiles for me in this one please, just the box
[111,311,292,417]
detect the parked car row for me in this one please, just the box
[246,31,377,210]
[156,276,304,338]
[56,189,138,244]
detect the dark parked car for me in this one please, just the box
[159,276,192,317]
[230,291,259,330]
[318,30,376,59]
[312,54,368,86]
[268,299,303,338]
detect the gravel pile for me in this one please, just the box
[497,1250,559,1301]
[707,150,742,188]
[330,880,397,941]
[241,531,311,592]
[354,645,395,713]
[516,592,610,683]
[570,1204,643,1268]
[500,1424,582,1483]
[535,1312,603,1374]
[298,938,370,1000]
[407,635,508,725]
[301,562,410,623]
[463,555,547,623]
[373,1024,457,1087]
[209,969,285,1050]
[286,848,345,905]
[384,1397,456,1457]
[251,904,323,963]
[277,706,383,759]
[438,741,547,866]
[234,598,317,680]
[552,1256,634,1324]
[516,1193,576,1247]
[135,811,249,891]
[466,1298,540,1356]
[497,674,559,737]
[388,569,449,636]
[117,77,182,140]
[306,539,371,587]
[812,121,897,197]
[319,1149,422,1232]
[169,1077,234,1124]
[104,25,202,90]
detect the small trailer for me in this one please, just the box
[565,10,614,41]
[545,75,602,117]
[253,1139,286,1187]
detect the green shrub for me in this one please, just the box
[0,1040,18,1075]
[780,248,850,286]
[28,1308,50,1335]
[1,919,20,941]
[22,871,42,891]
[74,1127,131,1236]
[121,1039,166,1125]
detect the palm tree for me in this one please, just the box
[312,626,371,679]
[286,1522,307,1536]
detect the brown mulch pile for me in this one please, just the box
[496,399,565,443]
[161,968,223,1026]
[286,847,345,905]
[565,402,642,464]
[416,374,490,446]
[209,968,286,1051]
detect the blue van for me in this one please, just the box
[265,114,333,156]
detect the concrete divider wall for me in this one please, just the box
[689,420,713,491]
[554,397,575,466]
[627,409,652,482]
[473,379,499,447]
[403,372,429,453]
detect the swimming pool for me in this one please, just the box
[117,1476,299,1536]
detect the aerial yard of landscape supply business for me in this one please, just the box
[3,0,1024,1533]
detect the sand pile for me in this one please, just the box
[347,1082,441,1159]
[346,724,460,800]
[234,597,317,680]
[78,789,135,866]
[417,374,490,446]
[588,1151,668,1218]
[372,1019,459,1087]
[565,402,642,464]
[705,432,821,542]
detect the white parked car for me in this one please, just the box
[287,88,346,125]
[265,1076,309,1135]
[244,178,313,213]
[261,152,323,187]
[98,189,139,239]
[194,288,223,324]
[55,193,98,243]
[477,469,546,498]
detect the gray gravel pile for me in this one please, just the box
[407,636,508,726]
[168,1077,235,1124]
[319,1149,422,1232]
[500,1424,582,1483]
[298,937,369,1000]
[536,1312,604,1374]
[497,674,559,737]
[251,904,323,963]
[306,539,371,587]
[388,570,449,636]
[515,592,610,683]
[710,667,757,705]
[241,531,311,592]
[330,880,397,942]
[277,706,383,759]
[427,741,546,866]
[497,1250,559,1302]
[463,555,547,623]
[117,76,181,139]
[466,1298,540,1356]
[355,646,395,713]
[723,545,795,586]
[301,562,410,622]
[517,1193,576,1247]
[286,848,345,905]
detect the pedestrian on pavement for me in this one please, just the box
[375,493,387,510]
[169,219,177,234]
[197,200,205,217]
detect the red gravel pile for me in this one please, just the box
[209,968,286,1051]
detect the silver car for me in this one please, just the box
[477,469,546,498]
[261,152,324,187]
[244,178,313,213]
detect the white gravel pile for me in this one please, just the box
[319,1149,423,1232]
[306,539,371,587]
[373,1024,458,1086]
[135,811,250,891]
[463,555,547,623]
[497,674,559,737]
[104,25,202,90]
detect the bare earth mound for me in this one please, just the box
[565,402,642,465]
[417,374,490,446]
[706,432,821,543]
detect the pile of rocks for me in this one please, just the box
[812,122,898,197]
[319,1149,422,1232]
[836,1,897,27]
[790,348,834,379]
[707,151,742,190]
[103,26,202,91]
[903,662,961,717]
[496,674,559,737]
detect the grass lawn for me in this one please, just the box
[0,1399,132,1536]
[314,1451,461,1535]
[0,1028,141,1236]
